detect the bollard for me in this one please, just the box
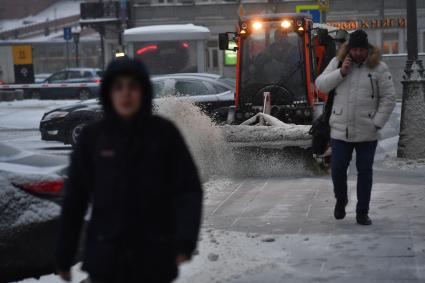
[397,60,425,159]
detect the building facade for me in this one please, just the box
[102,0,425,77]
[0,0,57,20]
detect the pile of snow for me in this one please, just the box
[383,157,425,171]
[224,113,311,144]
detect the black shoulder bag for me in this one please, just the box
[309,61,342,156]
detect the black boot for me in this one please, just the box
[334,199,348,220]
[356,214,372,225]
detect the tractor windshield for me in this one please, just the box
[240,28,306,106]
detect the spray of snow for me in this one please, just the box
[156,97,231,180]
[156,98,316,179]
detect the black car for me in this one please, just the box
[40,73,235,146]
[29,68,103,100]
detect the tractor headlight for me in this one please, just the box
[281,20,292,29]
[42,111,69,121]
[252,21,263,30]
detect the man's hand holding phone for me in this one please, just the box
[340,55,352,77]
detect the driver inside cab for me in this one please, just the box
[251,30,297,83]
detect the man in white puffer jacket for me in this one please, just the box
[315,30,396,225]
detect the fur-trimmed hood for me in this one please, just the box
[336,42,382,69]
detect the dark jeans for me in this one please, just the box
[331,138,378,215]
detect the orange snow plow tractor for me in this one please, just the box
[218,13,348,174]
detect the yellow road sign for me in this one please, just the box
[12,45,33,65]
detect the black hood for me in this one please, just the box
[100,57,153,119]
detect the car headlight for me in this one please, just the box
[42,111,69,121]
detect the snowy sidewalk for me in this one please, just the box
[177,169,425,283]
[15,169,425,283]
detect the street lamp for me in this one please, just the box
[72,31,80,68]
[397,0,425,159]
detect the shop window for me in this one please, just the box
[382,32,399,54]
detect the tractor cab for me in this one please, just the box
[219,13,347,125]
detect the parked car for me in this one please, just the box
[34,73,51,83]
[40,73,235,146]
[0,142,69,282]
[29,68,103,100]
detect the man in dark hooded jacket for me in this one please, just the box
[56,58,203,282]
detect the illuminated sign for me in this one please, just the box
[224,41,237,66]
[327,17,406,30]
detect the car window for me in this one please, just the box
[83,71,93,78]
[212,83,229,93]
[48,71,67,83]
[219,77,236,88]
[153,81,166,97]
[175,80,210,96]
[67,71,83,79]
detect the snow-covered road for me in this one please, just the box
[0,100,76,155]
[1,99,424,283]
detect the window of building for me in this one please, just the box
[207,47,219,69]
[382,32,399,54]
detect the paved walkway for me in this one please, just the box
[178,167,425,283]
